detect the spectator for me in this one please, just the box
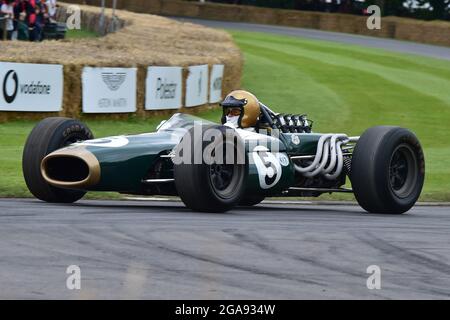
[22,0,41,41]
[46,0,56,21]
[16,0,36,27]
[31,0,45,40]
[13,0,22,29]
[14,0,35,28]
[1,0,15,40]
[16,10,28,40]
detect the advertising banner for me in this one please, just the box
[82,67,137,113]
[145,66,182,110]
[209,64,224,103]
[0,62,63,112]
[185,64,208,107]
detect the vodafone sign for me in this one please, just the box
[0,62,63,112]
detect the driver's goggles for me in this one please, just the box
[225,108,242,117]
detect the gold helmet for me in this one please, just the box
[220,90,261,128]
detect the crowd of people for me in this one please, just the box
[0,0,57,41]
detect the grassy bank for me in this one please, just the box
[1,30,450,201]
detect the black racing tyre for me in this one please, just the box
[22,117,94,203]
[239,195,265,206]
[173,125,246,213]
[351,126,425,214]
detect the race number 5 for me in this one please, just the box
[252,147,282,189]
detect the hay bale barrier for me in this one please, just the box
[0,2,243,122]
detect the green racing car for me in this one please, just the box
[22,90,425,214]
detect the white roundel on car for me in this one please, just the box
[75,136,129,148]
[291,135,301,145]
[277,153,290,166]
[252,146,282,189]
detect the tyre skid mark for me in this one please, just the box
[224,229,411,298]
[226,229,450,298]
[357,232,450,274]
[71,226,297,296]
[355,232,450,296]
[225,229,363,278]
[111,225,330,287]
[1,227,132,271]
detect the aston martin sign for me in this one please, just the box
[82,67,137,113]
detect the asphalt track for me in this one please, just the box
[175,17,450,61]
[0,198,449,299]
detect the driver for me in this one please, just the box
[221,90,261,131]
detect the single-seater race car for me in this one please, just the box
[22,90,425,214]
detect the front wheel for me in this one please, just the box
[173,125,246,212]
[22,117,94,203]
[351,126,425,214]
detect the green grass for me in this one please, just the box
[1,30,450,201]
[65,28,98,39]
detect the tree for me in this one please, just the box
[367,0,407,16]
[416,0,450,19]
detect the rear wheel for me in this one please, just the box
[351,126,425,214]
[22,117,94,203]
[174,125,246,212]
